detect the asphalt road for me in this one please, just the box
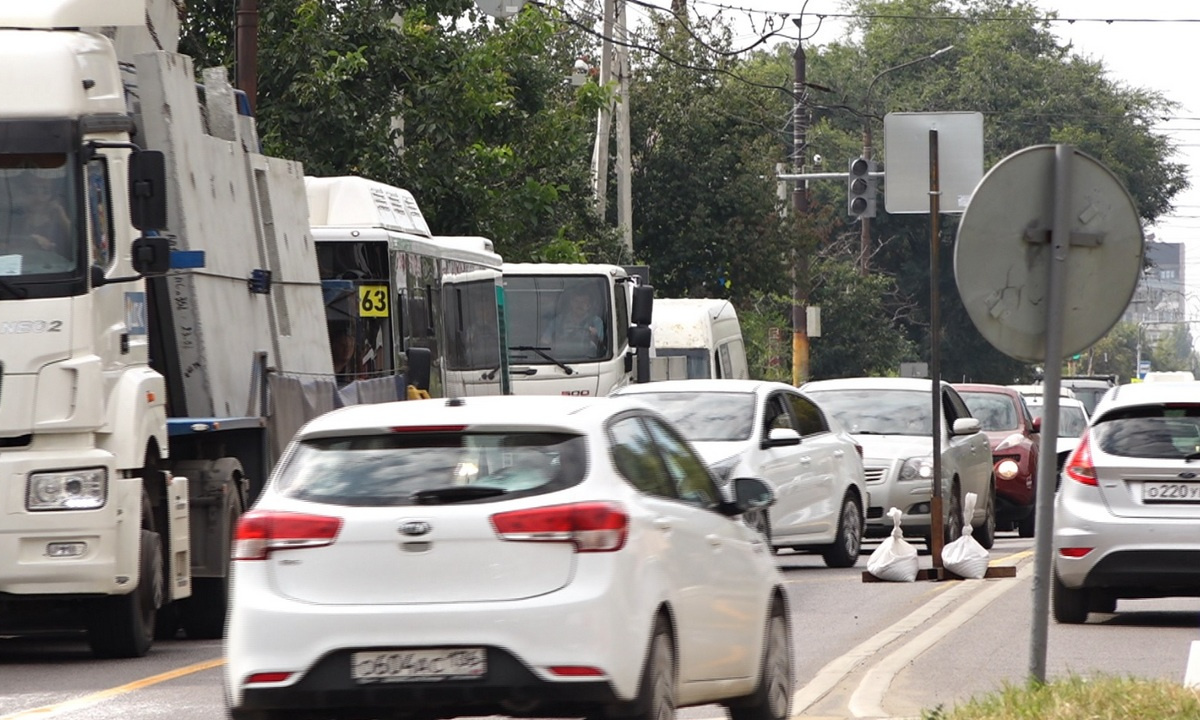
[3,530,1198,720]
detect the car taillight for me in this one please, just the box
[233,510,343,561]
[1059,547,1093,558]
[1063,431,1098,486]
[491,502,628,552]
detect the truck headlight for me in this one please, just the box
[27,468,107,510]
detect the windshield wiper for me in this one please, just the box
[411,486,509,505]
[509,345,575,375]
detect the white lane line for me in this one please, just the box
[789,551,1033,719]
[847,561,1034,719]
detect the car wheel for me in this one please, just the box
[727,598,793,720]
[1017,507,1036,538]
[944,482,964,544]
[1090,592,1117,614]
[1052,567,1090,624]
[821,494,862,568]
[974,480,996,550]
[632,617,675,720]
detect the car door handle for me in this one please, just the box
[833,450,845,458]
[800,456,811,464]
[653,518,672,531]
[706,534,723,547]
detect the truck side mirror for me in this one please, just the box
[131,235,171,276]
[128,150,168,232]
[630,284,653,326]
[407,347,432,392]
[628,325,652,349]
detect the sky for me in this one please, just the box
[680,0,1200,321]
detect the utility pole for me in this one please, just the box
[614,0,633,255]
[591,0,615,218]
[791,20,810,386]
[235,0,258,114]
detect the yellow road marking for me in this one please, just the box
[1,657,226,719]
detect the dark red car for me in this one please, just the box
[953,383,1040,537]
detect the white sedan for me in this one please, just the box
[225,394,792,720]
[616,379,867,566]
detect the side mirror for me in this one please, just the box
[1032,416,1042,433]
[761,427,801,449]
[128,150,168,231]
[630,284,653,326]
[952,417,982,436]
[628,325,652,349]
[731,477,775,512]
[406,347,432,391]
[131,235,171,276]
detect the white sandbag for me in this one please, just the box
[866,507,919,582]
[941,491,990,579]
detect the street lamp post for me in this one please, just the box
[858,45,954,274]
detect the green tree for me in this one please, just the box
[1150,324,1200,376]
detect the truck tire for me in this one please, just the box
[184,488,244,639]
[87,529,163,658]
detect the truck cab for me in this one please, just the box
[502,263,651,396]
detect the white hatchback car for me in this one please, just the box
[1053,382,1200,623]
[225,395,793,720]
[615,379,867,566]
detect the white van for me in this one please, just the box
[651,298,749,380]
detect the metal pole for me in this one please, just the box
[614,0,633,256]
[591,0,615,216]
[1029,144,1073,683]
[860,121,872,274]
[791,31,810,386]
[235,0,259,114]
[928,129,944,569]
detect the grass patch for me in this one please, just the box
[921,675,1200,720]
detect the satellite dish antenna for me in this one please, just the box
[474,0,526,18]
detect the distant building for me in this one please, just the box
[1122,241,1186,345]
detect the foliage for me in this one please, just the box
[179,0,622,262]
[923,675,1200,720]
[1149,324,1200,377]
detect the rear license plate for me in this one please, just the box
[1142,482,1200,503]
[352,648,486,683]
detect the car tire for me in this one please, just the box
[944,482,964,544]
[727,598,793,720]
[974,480,996,550]
[1017,508,1036,538]
[1052,567,1090,624]
[87,528,162,658]
[630,617,675,720]
[821,494,862,568]
[1090,593,1117,614]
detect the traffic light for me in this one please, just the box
[847,156,877,219]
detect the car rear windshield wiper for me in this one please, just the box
[509,345,575,375]
[411,486,510,505]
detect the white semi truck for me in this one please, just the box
[0,0,333,657]
[502,263,653,396]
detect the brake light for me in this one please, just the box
[1059,547,1093,558]
[1063,431,1098,486]
[389,425,467,433]
[233,510,343,561]
[245,672,293,684]
[491,502,628,552]
[549,666,605,676]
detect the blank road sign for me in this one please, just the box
[883,112,984,214]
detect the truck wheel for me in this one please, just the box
[87,529,163,658]
[184,490,244,639]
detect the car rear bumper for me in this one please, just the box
[224,562,653,713]
[234,646,625,719]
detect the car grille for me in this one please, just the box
[864,465,889,484]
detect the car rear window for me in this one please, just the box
[273,432,588,506]
[623,391,755,441]
[1092,405,1200,459]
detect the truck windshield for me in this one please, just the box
[505,275,611,363]
[0,153,80,280]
